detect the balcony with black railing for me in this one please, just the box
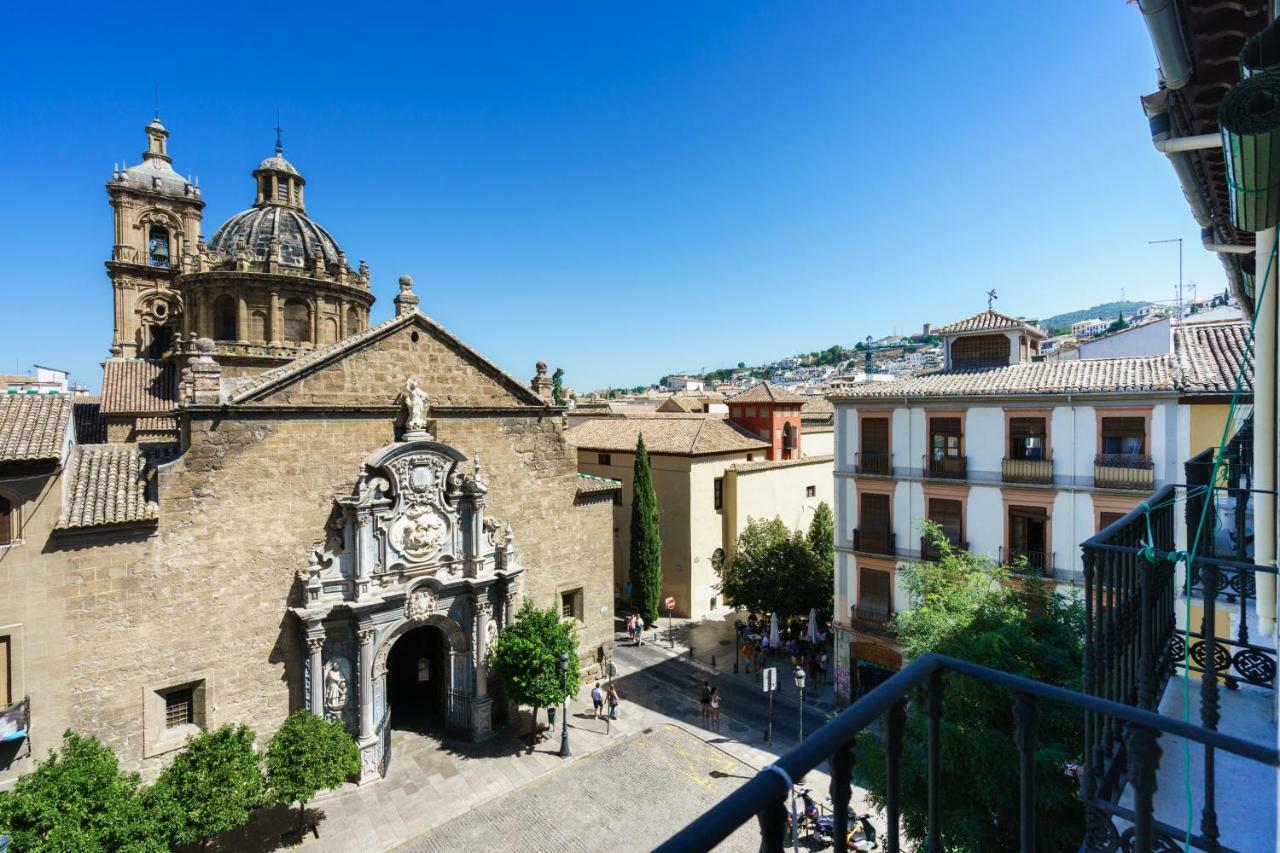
[851,599,893,636]
[925,454,967,480]
[852,528,895,557]
[854,451,891,476]
[1094,452,1154,490]
[1001,456,1053,485]
[1000,545,1054,578]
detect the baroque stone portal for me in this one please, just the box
[291,414,522,782]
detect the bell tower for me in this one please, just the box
[105,118,204,359]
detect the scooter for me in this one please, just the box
[785,788,824,842]
[811,803,879,851]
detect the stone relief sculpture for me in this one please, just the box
[391,504,449,561]
[402,377,429,433]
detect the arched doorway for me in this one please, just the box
[385,624,449,733]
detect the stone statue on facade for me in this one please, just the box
[402,377,430,435]
[324,659,348,711]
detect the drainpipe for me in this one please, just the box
[1253,226,1276,637]
[1137,0,1193,90]
[1154,132,1221,153]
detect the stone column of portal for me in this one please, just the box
[307,637,324,716]
[1254,227,1277,637]
[237,295,248,343]
[471,596,494,741]
[269,292,281,347]
[358,629,374,739]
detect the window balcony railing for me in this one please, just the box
[852,528,895,557]
[925,454,967,480]
[854,451,891,475]
[920,536,967,562]
[1000,546,1054,578]
[657,650,1279,852]
[1001,456,1053,485]
[851,599,893,635]
[1094,453,1154,490]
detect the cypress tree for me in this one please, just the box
[629,434,663,624]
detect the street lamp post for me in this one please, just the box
[557,651,571,758]
[793,666,807,741]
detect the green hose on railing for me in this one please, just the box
[1220,72,1280,231]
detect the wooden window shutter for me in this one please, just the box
[0,496,10,546]
[860,493,890,532]
[927,498,962,540]
[859,568,891,605]
[862,418,889,454]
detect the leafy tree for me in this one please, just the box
[0,731,163,852]
[716,517,832,619]
[852,523,1085,852]
[737,361,747,369]
[265,711,360,837]
[551,367,566,406]
[1107,316,1129,334]
[807,501,835,570]
[490,599,582,735]
[629,434,663,624]
[151,724,264,849]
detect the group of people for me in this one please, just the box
[624,613,647,645]
[738,613,830,685]
[699,681,722,730]
[589,681,620,720]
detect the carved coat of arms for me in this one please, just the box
[405,586,437,622]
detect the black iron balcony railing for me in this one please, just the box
[658,651,1279,853]
[920,535,967,562]
[1094,453,1155,490]
[1080,480,1277,850]
[1181,419,1277,691]
[925,454,966,480]
[1001,456,1053,485]
[852,528,895,556]
[852,599,893,635]
[1000,546,1053,577]
[854,451,891,475]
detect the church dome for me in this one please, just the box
[208,206,343,269]
[206,142,347,272]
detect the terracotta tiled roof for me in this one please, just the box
[730,453,834,474]
[934,310,1046,339]
[135,416,177,433]
[100,360,178,415]
[576,473,622,496]
[0,394,72,462]
[566,414,768,455]
[800,397,834,424]
[73,397,106,444]
[657,395,700,413]
[228,310,546,406]
[830,356,1173,399]
[56,444,157,530]
[726,381,807,405]
[1173,320,1253,394]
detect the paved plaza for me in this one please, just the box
[397,724,763,852]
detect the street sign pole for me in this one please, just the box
[665,596,676,648]
[766,689,773,744]
[762,666,777,744]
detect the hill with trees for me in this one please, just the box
[1039,301,1151,335]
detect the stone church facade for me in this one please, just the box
[0,120,616,784]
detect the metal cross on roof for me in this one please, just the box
[986,289,998,310]
[274,111,283,155]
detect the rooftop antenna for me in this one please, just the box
[154,82,159,120]
[1149,237,1183,321]
[986,289,998,310]
[274,110,283,155]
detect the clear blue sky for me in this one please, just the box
[0,3,1222,392]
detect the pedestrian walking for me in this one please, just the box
[709,687,721,730]
[635,614,645,646]
[626,614,636,644]
[607,684,620,720]
[819,651,828,684]
[591,682,605,719]
[699,681,713,723]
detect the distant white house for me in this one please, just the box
[1071,318,1109,338]
[1136,304,1164,322]
[666,375,705,393]
[2,365,83,395]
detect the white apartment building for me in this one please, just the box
[828,310,1249,702]
[1072,317,1109,338]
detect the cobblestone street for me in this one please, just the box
[397,724,762,853]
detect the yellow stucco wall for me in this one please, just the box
[1189,403,1234,458]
